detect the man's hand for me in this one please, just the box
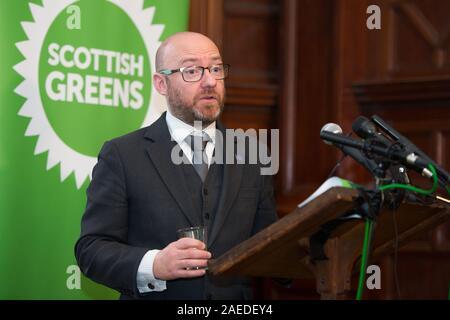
[153,238,211,280]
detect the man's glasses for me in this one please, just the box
[158,63,230,82]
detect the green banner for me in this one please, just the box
[0,0,189,299]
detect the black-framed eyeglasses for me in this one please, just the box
[158,63,230,82]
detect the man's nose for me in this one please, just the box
[200,69,217,87]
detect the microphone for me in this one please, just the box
[321,123,343,144]
[352,116,434,179]
[352,116,393,148]
[320,123,382,177]
[320,127,434,179]
[371,115,449,186]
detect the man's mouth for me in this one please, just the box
[199,95,217,101]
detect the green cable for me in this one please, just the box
[446,186,450,196]
[356,164,440,300]
[356,219,373,300]
[379,164,438,195]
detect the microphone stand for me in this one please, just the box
[320,129,421,300]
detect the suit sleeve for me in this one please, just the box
[74,141,149,298]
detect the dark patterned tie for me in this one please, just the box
[186,132,210,182]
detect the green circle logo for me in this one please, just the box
[15,0,164,188]
[40,0,150,157]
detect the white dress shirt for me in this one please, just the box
[136,110,216,293]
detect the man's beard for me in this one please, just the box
[166,81,225,127]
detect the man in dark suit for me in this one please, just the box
[75,32,278,300]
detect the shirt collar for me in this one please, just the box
[166,110,216,145]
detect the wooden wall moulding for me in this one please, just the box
[226,84,278,107]
[387,0,450,77]
[352,76,450,109]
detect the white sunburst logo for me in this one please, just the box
[14,0,165,189]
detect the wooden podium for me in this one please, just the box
[208,187,450,299]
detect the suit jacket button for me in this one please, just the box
[206,293,213,300]
[205,212,210,220]
[148,283,155,290]
[203,188,208,196]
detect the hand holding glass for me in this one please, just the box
[177,226,208,270]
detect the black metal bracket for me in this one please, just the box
[308,188,383,263]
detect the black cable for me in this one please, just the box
[392,208,402,300]
[325,133,353,180]
[326,153,346,180]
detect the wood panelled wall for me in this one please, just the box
[189,0,450,299]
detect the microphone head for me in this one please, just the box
[320,123,342,145]
[352,116,377,138]
[321,123,343,134]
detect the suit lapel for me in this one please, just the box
[143,113,202,227]
[208,123,244,248]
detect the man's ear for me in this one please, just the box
[153,73,168,96]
